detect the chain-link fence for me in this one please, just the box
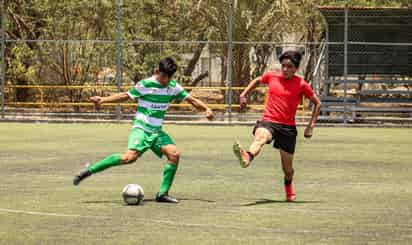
[1,1,412,124]
[318,5,412,123]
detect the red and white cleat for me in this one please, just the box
[284,183,296,202]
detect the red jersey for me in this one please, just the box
[261,72,314,126]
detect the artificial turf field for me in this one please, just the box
[0,123,411,245]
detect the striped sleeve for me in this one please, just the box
[174,83,189,101]
[127,82,143,100]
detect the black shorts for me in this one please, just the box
[252,120,298,154]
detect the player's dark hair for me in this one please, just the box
[159,57,178,77]
[279,51,302,68]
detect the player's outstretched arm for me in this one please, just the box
[239,76,262,109]
[304,94,322,138]
[90,92,130,110]
[185,95,214,121]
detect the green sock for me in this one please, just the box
[159,163,178,195]
[88,153,123,174]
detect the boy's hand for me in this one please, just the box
[206,108,214,121]
[90,96,103,110]
[304,126,314,138]
[240,95,247,110]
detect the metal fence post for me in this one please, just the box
[115,0,123,120]
[226,0,233,124]
[1,0,6,119]
[343,1,349,124]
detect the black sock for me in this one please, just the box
[246,151,254,161]
[284,178,292,186]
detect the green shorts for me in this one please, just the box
[127,127,175,158]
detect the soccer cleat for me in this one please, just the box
[284,183,296,202]
[233,141,251,168]
[73,167,92,186]
[155,193,179,203]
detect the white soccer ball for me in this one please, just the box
[122,184,144,205]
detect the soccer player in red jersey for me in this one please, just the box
[233,50,321,202]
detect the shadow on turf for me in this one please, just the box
[82,200,124,204]
[82,197,216,205]
[178,198,216,203]
[143,198,216,203]
[241,198,322,206]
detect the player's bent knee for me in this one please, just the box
[121,152,139,164]
[166,151,180,164]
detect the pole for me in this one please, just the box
[1,0,6,119]
[115,0,123,120]
[226,0,233,124]
[343,0,349,124]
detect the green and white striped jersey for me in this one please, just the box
[127,76,189,132]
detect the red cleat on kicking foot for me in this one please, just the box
[284,183,296,202]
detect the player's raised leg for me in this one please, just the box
[280,149,296,202]
[233,127,272,168]
[73,150,139,186]
[73,127,152,186]
[156,144,180,203]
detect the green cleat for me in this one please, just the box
[233,141,251,168]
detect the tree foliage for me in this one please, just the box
[3,0,410,104]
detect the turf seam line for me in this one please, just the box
[0,208,108,219]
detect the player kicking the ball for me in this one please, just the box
[73,57,214,203]
[233,51,321,202]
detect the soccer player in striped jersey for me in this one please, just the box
[73,57,214,203]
